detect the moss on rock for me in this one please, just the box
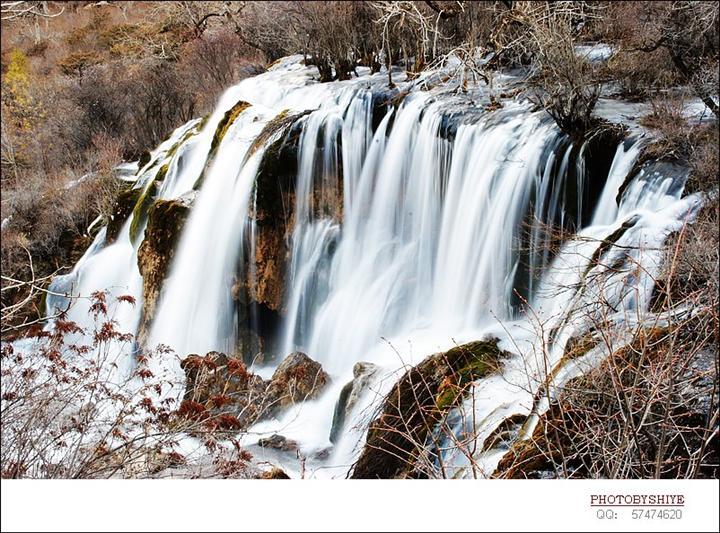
[136,196,192,345]
[128,162,169,243]
[106,187,142,244]
[192,101,251,191]
[350,339,507,479]
[211,100,252,156]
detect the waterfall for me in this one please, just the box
[147,105,271,362]
[41,57,700,478]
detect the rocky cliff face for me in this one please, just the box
[132,111,311,361]
[136,196,193,345]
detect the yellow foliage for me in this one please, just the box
[4,49,31,108]
[2,48,43,138]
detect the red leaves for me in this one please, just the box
[93,320,120,343]
[90,290,106,302]
[212,414,242,431]
[212,455,249,477]
[136,368,154,380]
[111,428,128,440]
[180,354,204,371]
[237,450,253,462]
[1,392,18,402]
[202,358,218,371]
[139,397,157,414]
[177,400,208,421]
[208,394,232,408]
[227,358,249,380]
[154,344,173,355]
[165,451,186,467]
[54,319,84,336]
[115,294,136,306]
[89,291,108,317]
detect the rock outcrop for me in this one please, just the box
[329,362,380,444]
[350,339,507,479]
[242,112,307,313]
[106,187,141,244]
[179,351,330,431]
[265,351,331,412]
[227,112,309,364]
[136,195,193,345]
[256,467,291,479]
[258,434,299,452]
[181,351,269,429]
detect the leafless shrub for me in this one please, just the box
[490,1,604,135]
[607,1,719,116]
[496,313,718,479]
[178,27,263,110]
[1,291,260,478]
[639,96,719,194]
[493,207,719,479]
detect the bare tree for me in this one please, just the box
[491,1,603,135]
[631,1,720,116]
[0,1,64,21]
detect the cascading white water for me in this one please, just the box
[148,106,272,362]
[45,118,208,380]
[41,57,702,478]
[281,97,571,379]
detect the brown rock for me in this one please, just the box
[350,339,507,479]
[179,351,330,431]
[266,352,331,412]
[106,187,141,244]
[136,196,192,345]
[257,434,299,452]
[180,351,269,429]
[257,467,291,479]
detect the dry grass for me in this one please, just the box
[639,96,719,194]
[494,201,719,479]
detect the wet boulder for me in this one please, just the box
[180,351,269,429]
[257,434,299,452]
[179,350,331,431]
[106,187,141,244]
[350,339,507,479]
[329,362,380,444]
[265,352,331,412]
[256,467,291,479]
